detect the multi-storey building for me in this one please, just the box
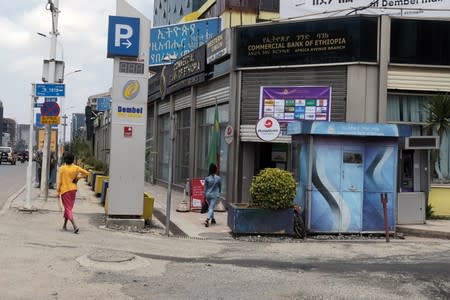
[2,118,16,148]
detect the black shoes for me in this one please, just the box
[204,218,216,227]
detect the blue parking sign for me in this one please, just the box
[107,16,140,58]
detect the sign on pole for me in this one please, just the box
[107,0,149,216]
[35,83,65,97]
[107,16,140,58]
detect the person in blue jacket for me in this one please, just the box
[204,163,221,227]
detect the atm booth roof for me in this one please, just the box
[286,121,411,138]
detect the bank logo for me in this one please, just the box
[122,80,140,100]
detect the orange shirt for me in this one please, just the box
[57,164,90,195]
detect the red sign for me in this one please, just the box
[124,126,133,137]
[41,101,60,116]
[190,178,205,211]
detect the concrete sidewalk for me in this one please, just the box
[7,179,450,240]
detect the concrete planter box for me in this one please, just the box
[227,203,294,235]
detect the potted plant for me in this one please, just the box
[227,168,297,235]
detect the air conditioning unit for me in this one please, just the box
[405,136,439,149]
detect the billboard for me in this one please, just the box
[150,18,221,66]
[281,0,449,20]
[260,86,332,122]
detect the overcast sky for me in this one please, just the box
[0,0,153,126]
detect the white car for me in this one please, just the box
[0,147,16,165]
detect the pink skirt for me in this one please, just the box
[61,190,77,221]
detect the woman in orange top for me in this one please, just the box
[57,152,89,233]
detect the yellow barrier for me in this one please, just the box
[94,175,109,196]
[143,192,155,221]
[104,191,154,222]
[429,185,450,216]
[87,171,93,186]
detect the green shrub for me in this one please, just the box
[249,168,296,210]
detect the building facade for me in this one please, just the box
[71,113,86,142]
[2,118,16,148]
[146,15,450,209]
[153,0,208,26]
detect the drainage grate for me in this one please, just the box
[152,209,188,237]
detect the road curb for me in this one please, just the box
[0,185,26,215]
[396,226,450,240]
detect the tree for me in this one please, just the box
[423,93,450,180]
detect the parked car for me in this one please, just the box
[0,147,16,165]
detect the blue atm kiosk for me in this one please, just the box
[287,121,411,233]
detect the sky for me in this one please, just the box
[0,0,153,128]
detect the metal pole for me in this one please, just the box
[62,114,67,149]
[25,85,37,209]
[381,193,390,243]
[40,0,60,200]
[165,113,175,236]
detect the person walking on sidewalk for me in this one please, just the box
[204,163,221,227]
[57,152,89,234]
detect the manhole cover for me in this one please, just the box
[88,250,135,263]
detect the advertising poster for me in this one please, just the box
[260,86,332,122]
[190,178,205,211]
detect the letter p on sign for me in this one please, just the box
[115,24,133,47]
[107,16,140,58]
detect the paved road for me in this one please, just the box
[0,161,27,208]
[0,201,449,299]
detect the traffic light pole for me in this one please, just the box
[40,0,60,200]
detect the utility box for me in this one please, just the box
[397,192,426,224]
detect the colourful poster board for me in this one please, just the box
[190,178,205,211]
[260,86,331,122]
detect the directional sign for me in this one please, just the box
[107,16,140,58]
[35,83,65,97]
[41,101,60,117]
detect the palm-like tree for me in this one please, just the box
[423,93,450,180]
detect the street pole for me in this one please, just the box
[40,0,60,200]
[62,114,67,148]
[25,84,37,209]
[165,112,175,236]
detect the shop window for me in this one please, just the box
[387,93,450,182]
[157,114,170,181]
[197,104,229,195]
[145,107,155,183]
[175,109,190,185]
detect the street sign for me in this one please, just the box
[40,115,61,125]
[41,101,60,116]
[34,103,44,108]
[44,97,58,102]
[97,97,112,111]
[35,83,65,97]
[107,16,140,58]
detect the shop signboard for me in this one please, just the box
[281,0,449,20]
[260,86,332,122]
[236,16,378,68]
[206,29,231,64]
[190,178,205,211]
[150,18,220,66]
[160,45,206,95]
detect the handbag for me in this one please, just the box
[200,199,209,214]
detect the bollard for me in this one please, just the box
[380,193,390,243]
